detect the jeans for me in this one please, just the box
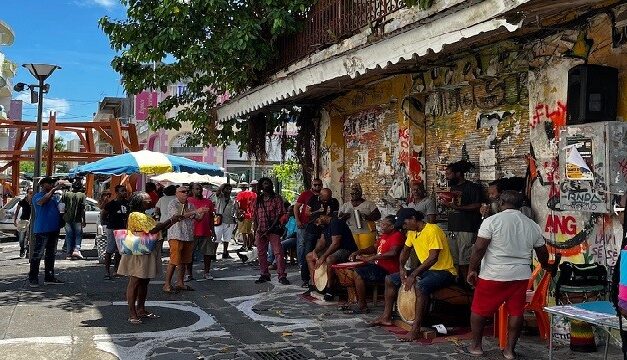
[17,220,29,250]
[256,233,286,279]
[268,237,297,264]
[29,232,59,281]
[64,222,83,253]
[300,230,319,282]
[296,228,306,269]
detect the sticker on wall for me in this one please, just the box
[564,137,593,180]
[479,149,497,181]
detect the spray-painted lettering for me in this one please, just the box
[544,215,577,235]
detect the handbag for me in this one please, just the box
[113,229,158,255]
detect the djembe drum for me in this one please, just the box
[314,263,328,292]
[331,261,366,303]
[397,286,417,323]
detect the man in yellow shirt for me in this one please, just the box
[370,208,457,342]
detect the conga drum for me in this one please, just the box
[331,261,366,303]
[397,286,416,323]
[314,263,328,292]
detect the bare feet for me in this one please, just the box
[399,331,419,342]
[464,346,484,356]
[368,317,393,327]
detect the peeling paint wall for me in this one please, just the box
[319,75,424,204]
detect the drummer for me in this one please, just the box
[369,209,457,342]
[346,215,404,314]
[305,211,357,301]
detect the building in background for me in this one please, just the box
[0,20,16,173]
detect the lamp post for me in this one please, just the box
[21,64,60,191]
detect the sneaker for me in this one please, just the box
[323,292,334,302]
[72,251,84,260]
[184,275,194,282]
[254,275,271,284]
[29,279,39,288]
[203,273,214,280]
[44,277,64,285]
[237,253,249,263]
[278,277,290,285]
[221,253,233,259]
[19,248,25,258]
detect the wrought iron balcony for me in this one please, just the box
[267,0,407,75]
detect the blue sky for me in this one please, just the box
[2,0,127,142]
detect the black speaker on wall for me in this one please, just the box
[567,64,618,125]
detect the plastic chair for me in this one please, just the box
[495,262,554,349]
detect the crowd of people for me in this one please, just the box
[22,159,556,357]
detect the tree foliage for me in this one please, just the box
[270,160,302,203]
[100,0,314,152]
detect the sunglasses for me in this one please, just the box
[313,184,322,187]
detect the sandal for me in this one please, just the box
[163,287,178,294]
[127,318,142,325]
[174,285,195,291]
[337,304,352,311]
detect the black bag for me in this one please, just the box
[558,262,607,288]
[268,222,285,236]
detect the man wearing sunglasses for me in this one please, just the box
[294,178,322,287]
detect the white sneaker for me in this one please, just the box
[72,251,84,260]
[203,273,214,280]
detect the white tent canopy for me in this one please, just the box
[151,172,232,185]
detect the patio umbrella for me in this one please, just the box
[70,150,224,177]
[150,172,229,185]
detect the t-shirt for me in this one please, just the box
[375,230,404,274]
[156,195,176,220]
[339,200,378,234]
[62,191,86,223]
[324,217,357,252]
[285,216,297,238]
[405,197,437,216]
[167,200,197,242]
[214,196,236,224]
[477,209,545,281]
[188,197,214,237]
[307,196,340,217]
[105,199,129,230]
[295,190,316,223]
[447,180,484,233]
[32,192,60,234]
[148,191,159,208]
[405,224,457,275]
[235,190,257,220]
[18,198,31,220]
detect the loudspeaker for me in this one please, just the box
[567,64,618,125]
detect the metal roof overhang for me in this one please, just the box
[216,0,621,121]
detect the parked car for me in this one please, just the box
[0,195,101,239]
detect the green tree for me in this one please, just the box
[99,0,314,153]
[42,136,66,152]
[270,160,302,203]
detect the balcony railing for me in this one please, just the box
[266,0,407,75]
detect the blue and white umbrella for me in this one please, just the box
[70,150,223,177]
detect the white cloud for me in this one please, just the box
[74,0,118,10]
[15,93,71,119]
[93,0,117,8]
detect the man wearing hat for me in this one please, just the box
[29,177,65,286]
[370,209,456,342]
[305,208,356,301]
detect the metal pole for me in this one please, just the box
[33,78,45,192]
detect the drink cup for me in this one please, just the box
[58,202,66,213]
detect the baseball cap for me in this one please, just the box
[39,176,56,185]
[238,182,249,188]
[394,208,424,229]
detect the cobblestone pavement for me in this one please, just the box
[0,238,621,359]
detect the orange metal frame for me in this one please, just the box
[0,112,140,197]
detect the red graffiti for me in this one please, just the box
[544,215,577,235]
[530,101,567,138]
[619,159,627,180]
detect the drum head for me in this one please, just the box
[314,263,328,292]
[331,261,365,269]
[397,286,416,323]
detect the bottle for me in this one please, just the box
[354,209,363,229]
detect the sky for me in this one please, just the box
[2,0,127,144]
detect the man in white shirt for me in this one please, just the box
[466,190,551,360]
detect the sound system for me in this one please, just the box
[566,64,618,125]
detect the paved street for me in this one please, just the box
[0,238,621,360]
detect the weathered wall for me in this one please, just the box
[404,42,530,193]
[319,75,425,204]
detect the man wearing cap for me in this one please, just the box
[29,177,65,286]
[305,209,356,301]
[370,209,456,342]
[235,182,257,254]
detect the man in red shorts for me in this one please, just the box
[466,190,551,360]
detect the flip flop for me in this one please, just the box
[163,288,178,294]
[139,312,160,319]
[127,318,142,325]
[175,285,195,291]
[337,304,351,311]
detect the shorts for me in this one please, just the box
[215,223,236,243]
[354,263,389,283]
[105,228,118,254]
[471,278,528,317]
[447,231,475,265]
[168,239,195,265]
[195,236,217,257]
[238,219,253,234]
[388,269,455,296]
[316,248,351,264]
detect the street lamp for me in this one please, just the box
[18,63,60,190]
